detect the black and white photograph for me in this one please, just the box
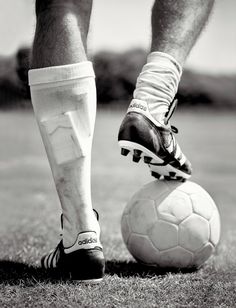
[0,0,235,307]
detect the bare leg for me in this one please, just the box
[30,0,99,247]
[31,0,91,67]
[151,0,215,65]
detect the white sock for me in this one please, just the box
[130,52,182,123]
[29,62,98,247]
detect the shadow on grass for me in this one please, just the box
[0,259,198,285]
[105,259,198,278]
[0,260,71,286]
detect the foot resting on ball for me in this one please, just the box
[41,211,105,283]
[118,99,192,181]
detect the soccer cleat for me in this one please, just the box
[118,99,192,181]
[41,211,105,283]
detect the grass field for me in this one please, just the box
[0,108,235,307]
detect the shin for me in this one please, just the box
[30,0,99,247]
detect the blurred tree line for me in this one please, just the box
[0,47,236,109]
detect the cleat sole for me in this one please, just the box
[151,172,162,179]
[118,140,190,181]
[176,176,186,182]
[72,277,103,284]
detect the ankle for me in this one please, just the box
[132,52,182,119]
[62,210,101,247]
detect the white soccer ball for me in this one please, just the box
[121,180,220,269]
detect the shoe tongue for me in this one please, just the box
[64,231,100,254]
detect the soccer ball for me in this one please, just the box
[121,180,220,269]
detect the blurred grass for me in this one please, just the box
[0,109,235,307]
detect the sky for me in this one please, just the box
[0,0,235,74]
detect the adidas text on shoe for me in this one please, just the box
[41,231,105,283]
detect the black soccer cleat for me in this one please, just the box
[41,211,105,283]
[118,99,192,181]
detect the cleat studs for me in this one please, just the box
[151,172,162,179]
[144,156,152,164]
[133,149,142,163]
[133,155,141,163]
[121,148,130,156]
[169,172,176,177]
[176,176,186,182]
[133,149,142,157]
[164,176,171,181]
